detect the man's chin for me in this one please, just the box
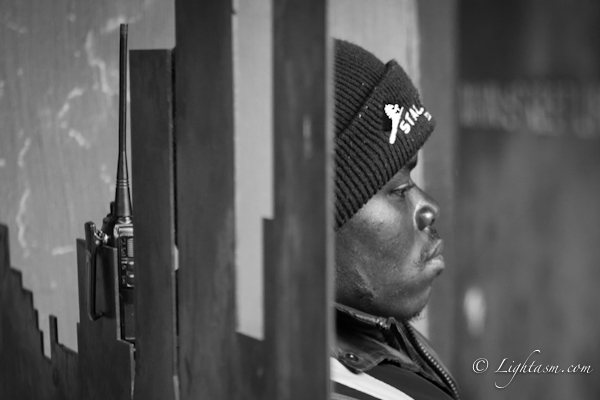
[396,289,432,322]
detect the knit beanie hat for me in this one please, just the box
[334,39,436,229]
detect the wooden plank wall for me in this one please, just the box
[129,49,178,400]
[0,224,79,400]
[173,1,238,398]
[268,1,329,398]
[75,241,134,400]
[174,0,329,399]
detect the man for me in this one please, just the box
[331,40,460,400]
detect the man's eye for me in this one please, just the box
[392,183,414,198]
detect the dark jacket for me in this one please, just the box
[331,304,460,400]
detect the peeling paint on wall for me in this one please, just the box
[17,137,31,168]
[85,31,115,97]
[68,129,91,148]
[51,245,75,256]
[4,20,28,34]
[16,187,31,258]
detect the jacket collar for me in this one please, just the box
[333,303,422,373]
[333,303,460,399]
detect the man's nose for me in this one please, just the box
[415,189,440,231]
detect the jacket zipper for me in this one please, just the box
[404,323,461,400]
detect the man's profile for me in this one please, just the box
[331,39,460,400]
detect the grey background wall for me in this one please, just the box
[455,0,600,399]
[0,0,174,353]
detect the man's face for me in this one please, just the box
[335,155,444,321]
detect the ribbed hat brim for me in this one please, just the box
[334,60,436,228]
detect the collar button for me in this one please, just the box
[345,352,359,362]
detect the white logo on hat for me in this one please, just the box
[384,104,403,144]
[385,103,432,144]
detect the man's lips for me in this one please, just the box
[425,239,444,261]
